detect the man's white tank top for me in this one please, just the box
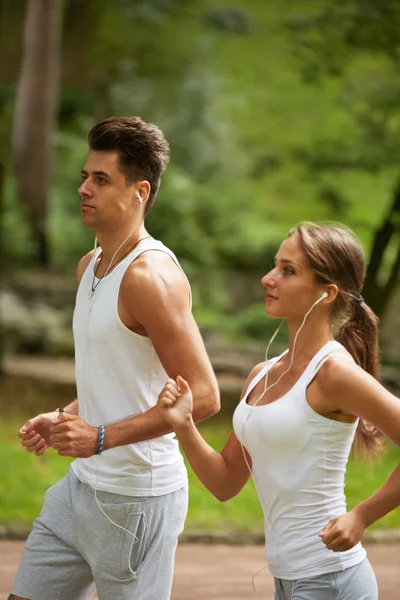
[233,340,366,580]
[71,238,188,497]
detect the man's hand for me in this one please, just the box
[49,413,99,458]
[319,509,366,552]
[18,412,60,456]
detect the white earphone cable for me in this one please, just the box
[91,190,144,290]
[94,456,139,543]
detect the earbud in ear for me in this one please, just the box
[136,192,143,204]
[321,291,328,300]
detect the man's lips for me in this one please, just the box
[266,294,278,300]
[80,203,95,211]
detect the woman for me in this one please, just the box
[157,222,400,599]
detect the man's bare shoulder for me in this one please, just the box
[125,249,187,289]
[77,249,96,283]
[121,248,189,308]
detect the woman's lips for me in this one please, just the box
[266,294,278,301]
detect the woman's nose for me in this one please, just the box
[261,269,275,288]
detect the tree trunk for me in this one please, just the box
[364,178,400,320]
[12,0,63,268]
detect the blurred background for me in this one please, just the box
[1,0,399,539]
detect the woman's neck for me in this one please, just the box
[284,316,334,365]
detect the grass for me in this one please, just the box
[1,416,399,532]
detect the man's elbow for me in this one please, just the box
[206,388,221,417]
[214,489,233,502]
[193,387,220,422]
[205,400,220,420]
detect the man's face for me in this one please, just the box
[78,150,138,232]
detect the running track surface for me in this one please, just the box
[1,542,399,599]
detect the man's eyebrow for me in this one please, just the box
[80,169,111,178]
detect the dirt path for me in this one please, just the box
[1,542,399,599]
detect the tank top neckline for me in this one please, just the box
[243,340,342,409]
[91,237,159,283]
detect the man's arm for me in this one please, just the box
[103,251,220,450]
[50,250,220,457]
[61,399,79,415]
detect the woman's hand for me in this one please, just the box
[318,509,367,552]
[157,376,194,429]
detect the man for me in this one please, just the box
[10,116,220,600]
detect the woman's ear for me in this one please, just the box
[324,284,339,304]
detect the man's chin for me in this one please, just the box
[80,215,97,230]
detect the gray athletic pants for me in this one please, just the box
[274,557,378,600]
[11,467,188,600]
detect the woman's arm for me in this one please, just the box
[157,364,265,501]
[175,416,251,501]
[317,359,400,551]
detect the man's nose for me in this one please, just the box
[78,179,92,197]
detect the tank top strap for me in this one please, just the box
[311,352,355,379]
[301,340,350,388]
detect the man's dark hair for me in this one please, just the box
[88,116,170,215]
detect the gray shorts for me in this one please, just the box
[274,558,378,600]
[11,467,188,600]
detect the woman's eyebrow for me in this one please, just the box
[274,257,302,267]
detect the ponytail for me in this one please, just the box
[337,300,383,456]
[292,222,386,457]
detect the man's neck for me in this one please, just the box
[96,224,149,264]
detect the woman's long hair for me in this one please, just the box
[290,222,383,455]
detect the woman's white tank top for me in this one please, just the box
[71,238,189,496]
[233,340,366,580]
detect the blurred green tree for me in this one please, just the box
[5,0,247,269]
[287,0,400,319]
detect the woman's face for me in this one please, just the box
[262,234,326,320]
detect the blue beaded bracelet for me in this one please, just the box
[95,425,105,455]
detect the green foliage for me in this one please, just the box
[287,0,400,78]
[233,303,277,340]
[2,176,37,265]
[287,0,400,170]
[285,0,400,317]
